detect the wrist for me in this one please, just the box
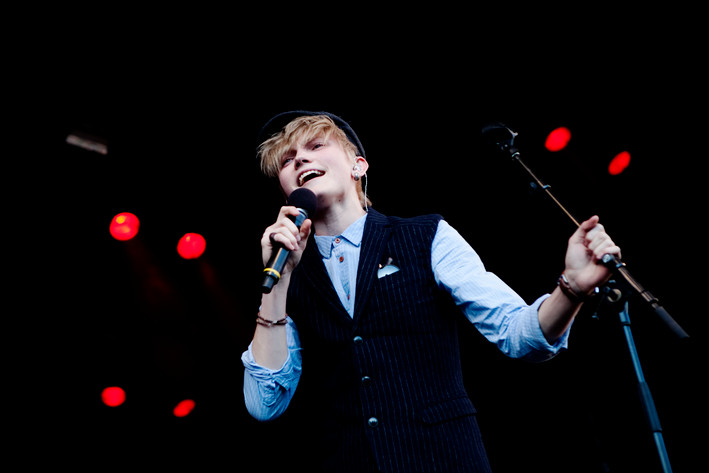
[557,272,594,302]
[260,276,290,318]
[256,313,288,327]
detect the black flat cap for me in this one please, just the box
[257,110,366,158]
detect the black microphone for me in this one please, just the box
[261,188,318,294]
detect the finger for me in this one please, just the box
[569,215,600,244]
[596,244,622,261]
[585,223,606,242]
[262,205,308,253]
[606,245,622,259]
[587,231,611,252]
[262,223,298,251]
[579,215,600,233]
[278,205,302,220]
[299,219,313,244]
[271,228,298,250]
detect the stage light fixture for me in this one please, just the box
[110,212,140,241]
[545,126,572,152]
[608,151,631,175]
[173,399,196,417]
[101,386,126,407]
[177,233,206,259]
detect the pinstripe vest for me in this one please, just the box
[286,209,488,473]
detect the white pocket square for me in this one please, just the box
[377,257,400,279]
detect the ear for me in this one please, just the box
[353,156,369,175]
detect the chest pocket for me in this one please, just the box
[368,247,441,335]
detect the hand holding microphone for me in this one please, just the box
[261,188,318,293]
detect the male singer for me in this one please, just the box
[241,111,621,472]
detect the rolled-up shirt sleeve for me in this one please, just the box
[432,220,570,362]
[241,316,302,421]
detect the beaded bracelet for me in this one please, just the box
[256,313,288,327]
[557,273,592,303]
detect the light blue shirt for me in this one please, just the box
[242,217,569,421]
[312,214,367,317]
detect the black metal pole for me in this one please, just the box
[616,299,673,473]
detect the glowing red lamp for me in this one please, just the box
[109,212,140,241]
[101,386,126,407]
[177,233,206,259]
[545,126,572,152]
[173,399,196,417]
[608,151,631,175]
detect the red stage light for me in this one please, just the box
[177,233,206,259]
[173,399,196,417]
[101,386,126,407]
[545,126,572,152]
[608,151,631,175]
[110,212,140,241]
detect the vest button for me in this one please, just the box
[361,375,372,387]
[353,335,363,345]
[367,417,379,428]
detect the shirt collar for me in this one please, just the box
[314,214,367,259]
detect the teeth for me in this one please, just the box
[298,170,324,186]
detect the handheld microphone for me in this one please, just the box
[261,188,318,294]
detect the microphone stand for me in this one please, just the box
[599,282,676,473]
[483,123,689,473]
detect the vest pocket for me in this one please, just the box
[417,396,477,425]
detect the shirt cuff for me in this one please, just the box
[241,316,302,411]
[242,344,300,404]
[522,293,571,361]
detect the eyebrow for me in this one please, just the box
[303,134,327,147]
[281,148,296,161]
[280,135,328,162]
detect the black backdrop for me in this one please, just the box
[16,18,705,473]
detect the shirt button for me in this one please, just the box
[361,375,372,387]
[338,256,344,262]
[353,335,363,345]
[335,238,341,244]
[367,417,379,428]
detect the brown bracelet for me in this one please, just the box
[557,273,592,302]
[256,313,288,327]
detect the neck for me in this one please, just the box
[313,196,366,236]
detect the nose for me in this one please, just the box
[294,155,309,169]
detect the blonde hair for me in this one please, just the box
[257,114,371,208]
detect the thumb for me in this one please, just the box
[576,215,600,236]
[298,219,313,246]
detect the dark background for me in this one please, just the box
[13,13,705,472]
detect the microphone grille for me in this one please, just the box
[287,188,318,216]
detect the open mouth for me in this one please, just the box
[298,169,325,187]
